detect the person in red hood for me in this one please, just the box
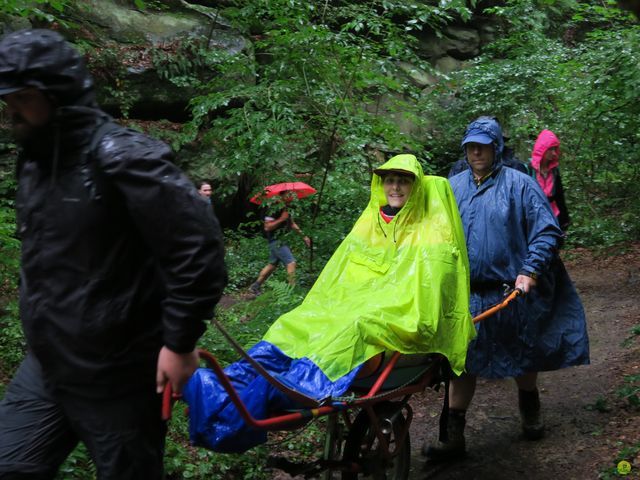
[530,129,570,233]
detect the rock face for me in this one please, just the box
[1,1,495,126]
[77,0,219,43]
[373,21,491,138]
[65,1,492,122]
[70,0,250,119]
[417,25,481,61]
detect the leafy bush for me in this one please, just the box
[0,0,68,21]
[56,445,96,480]
[617,374,640,409]
[179,0,468,232]
[0,203,22,382]
[0,300,24,381]
[419,4,640,249]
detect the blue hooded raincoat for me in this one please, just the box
[449,117,589,378]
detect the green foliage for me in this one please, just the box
[0,206,19,291]
[0,151,19,290]
[585,396,611,413]
[598,442,640,479]
[420,1,640,248]
[81,44,139,119]
[0,300,24,381]
[178,0,468,236]
[0,0,69,22]
[0,164,22,381]
[56,445,96,480]
[133,0,148,10]
[151,37,229,89]
[617,374,640,408]
[223,225,270,291]
[199,281,304,363]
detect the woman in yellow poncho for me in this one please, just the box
[184,154,475,452]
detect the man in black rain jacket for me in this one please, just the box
[0,29,227,479]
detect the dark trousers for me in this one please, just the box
[0,354,166,479]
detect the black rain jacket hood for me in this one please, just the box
[0,29,96,106]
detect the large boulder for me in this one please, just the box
[75,0,237,45]
[417,25,481,62]
[71,0,250,119]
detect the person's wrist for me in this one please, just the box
[518,269,538,280]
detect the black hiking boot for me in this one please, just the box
[519,388,544,440]
[422,409,466,461]
[249,282,262,296]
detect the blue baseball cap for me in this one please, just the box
[461,130,494,146]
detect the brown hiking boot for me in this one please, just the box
[422,409,466,461]
[519,388,544,440]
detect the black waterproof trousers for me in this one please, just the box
[0,354,166,479]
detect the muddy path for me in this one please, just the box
[268,245,639,480]
[409,245,640,480]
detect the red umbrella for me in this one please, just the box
[250,181,316,205]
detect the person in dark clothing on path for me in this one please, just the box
[530,129,570,233]
[250,200,311,295]
[0,29,227,479]
[424,116,589,460]
[447,116,531,178]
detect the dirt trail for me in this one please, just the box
[269,245,639,480]
[410,245,640,480]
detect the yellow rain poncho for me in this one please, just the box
[264,154,475,380]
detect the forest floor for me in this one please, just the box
[268,243,640,480]
[409,243,640,480]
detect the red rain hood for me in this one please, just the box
[531,129,561,218]
[531,129,560,172]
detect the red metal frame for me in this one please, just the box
[162,288,522,434]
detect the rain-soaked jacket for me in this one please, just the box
[3,29,227,397]
[184,154,475,452]
[530,129,570,230]
[449,119,589,378]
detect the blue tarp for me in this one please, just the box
[182,341,360,453]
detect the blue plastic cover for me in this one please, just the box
[182,341,360,452]
[449,162,590,378]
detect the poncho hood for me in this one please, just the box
[370,153,425,226]
[531,129,560,172]
[264,155,475,379]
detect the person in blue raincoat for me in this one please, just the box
[424,116,589,460]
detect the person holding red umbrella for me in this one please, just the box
[249,187,312,295]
